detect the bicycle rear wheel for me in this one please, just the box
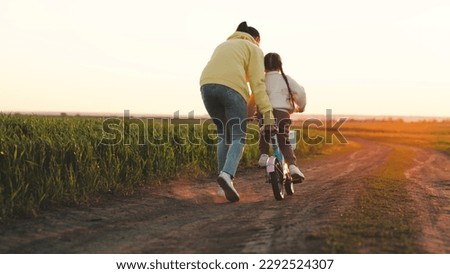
[269,158,285,200]
[285,179,295,195]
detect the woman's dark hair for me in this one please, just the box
[247,27,260,39]
[264,53,295,110]
[236,21,260,40]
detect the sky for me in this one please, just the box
[1,0,449,118]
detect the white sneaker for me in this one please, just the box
[217,171,240,202]
[258,154,269,168]
[289,165,305,183]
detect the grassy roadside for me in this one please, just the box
[434,140,450,156]
[341,120,450,156]
[323,145,420,253]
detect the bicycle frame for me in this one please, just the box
[266,131,296,175]
[265,130,296,200]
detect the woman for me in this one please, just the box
[258,52,306,183]
[200,21,275,202]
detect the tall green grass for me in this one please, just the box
[0,114,325,220]
[0,114,210,219]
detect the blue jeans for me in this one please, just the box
[201,84,247,177]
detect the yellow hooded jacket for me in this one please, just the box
[200,31,274,125]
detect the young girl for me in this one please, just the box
[258,52,306,182]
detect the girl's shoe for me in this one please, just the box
[289,165,305,183]
[258,154,269,168]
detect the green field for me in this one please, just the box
[0,114,326,220]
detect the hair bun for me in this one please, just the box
[236,21,249,32]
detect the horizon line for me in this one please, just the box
[1,110,449,122]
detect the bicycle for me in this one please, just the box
[264,130,299,200]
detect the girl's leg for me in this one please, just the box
[273,110,304,182]
[273,110,297,166]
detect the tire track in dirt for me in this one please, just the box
[404,148,450,253]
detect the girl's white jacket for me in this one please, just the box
[265,71,306,113]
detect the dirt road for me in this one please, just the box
[1,138,449,253]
